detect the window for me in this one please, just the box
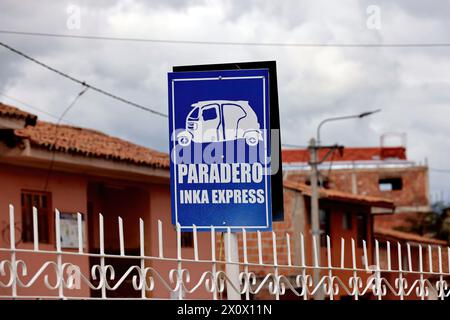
[188,107,199,119]
[21,191,52,243]
[378,178,402,191]
[319,209,330,247]
[356,213,367,247]
[343,212,352,230]
[202,107,217,121]
[181,232,193,248]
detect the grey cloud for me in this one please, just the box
[1,0,450,200]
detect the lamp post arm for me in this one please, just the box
[316,115,360,145]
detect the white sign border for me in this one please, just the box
[171,75,270,230]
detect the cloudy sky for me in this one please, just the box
[1,0,450,201]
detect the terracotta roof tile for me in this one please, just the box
[284,180,394,208]
[14,121,169,169]
[374,227,447,246]
[282,147,407,163]
[0,102,37,125]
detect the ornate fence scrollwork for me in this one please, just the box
[1,205,449,300]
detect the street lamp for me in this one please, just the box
[309,109,381,300]
[316,109,381,146]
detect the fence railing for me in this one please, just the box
[1,204,449,300]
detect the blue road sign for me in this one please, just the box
[168,69,272,232]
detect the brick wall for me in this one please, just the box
[285,166,429,208]
[285,166,429,231]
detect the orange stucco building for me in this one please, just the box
[0,102,212,299]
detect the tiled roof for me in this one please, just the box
[0,102,37,125]
[374,227,447,246]
[14,120,169,169]
[282,147,407,163]
[284,180,394,208]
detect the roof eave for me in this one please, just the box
[0,142,170,183]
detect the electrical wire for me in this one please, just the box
[321,147,337,187]
[0,40,168,118]
[2,29,450,47]
[0,92,76,125]
[43,85,89,190]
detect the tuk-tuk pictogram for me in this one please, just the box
[177,100,263,146]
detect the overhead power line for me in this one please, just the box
[0,92,76,125]
[44,86,89,190]
[0,40,168,118]
[1,29,450,48]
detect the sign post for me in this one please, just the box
[224,231,241,300]
[168,66,277,299]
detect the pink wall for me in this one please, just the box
[0,163,213,299]
[0,163,90,298]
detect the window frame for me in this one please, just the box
[21,190,53,244]
[378,177,403,191]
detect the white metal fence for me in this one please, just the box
[1,204,450,300]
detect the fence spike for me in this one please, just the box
[387,241,391,271]
[77,212,83,253]
[326,235,332,268]
[8,204,17,298]
[118,216,125,256]
[210,225,216,261]
[33,207,39,251]
[9,204,15,250]
[99,213,104,255]
[272,231,278,266]
[397,242,402,271]
[226,227,232,262]
[313,234,319,267]
[139,218,145,256]
[139,218,145,298]
[158,219,164,258]
[193,224,199,261]
[362,240,368,270]
[351,238,356,269]
[286,233,292,266]
[407,243,412,272]
[418,244,423,273]
[300,233,305,267]
[428,245,433,273]
[375,240,380,270]
[55,208,61,252]
[448,247,450,275]
[243,228,248,264]
[257,230,263,265]
[176,223,181,260]
[340,237,345,269]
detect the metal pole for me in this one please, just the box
[309,138,324,300]
[224,231,241,300]
[316,109,381,145]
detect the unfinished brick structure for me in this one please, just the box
[232,181,394,300]
[282,146,430,231]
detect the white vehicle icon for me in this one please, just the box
[177,100,263,146]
